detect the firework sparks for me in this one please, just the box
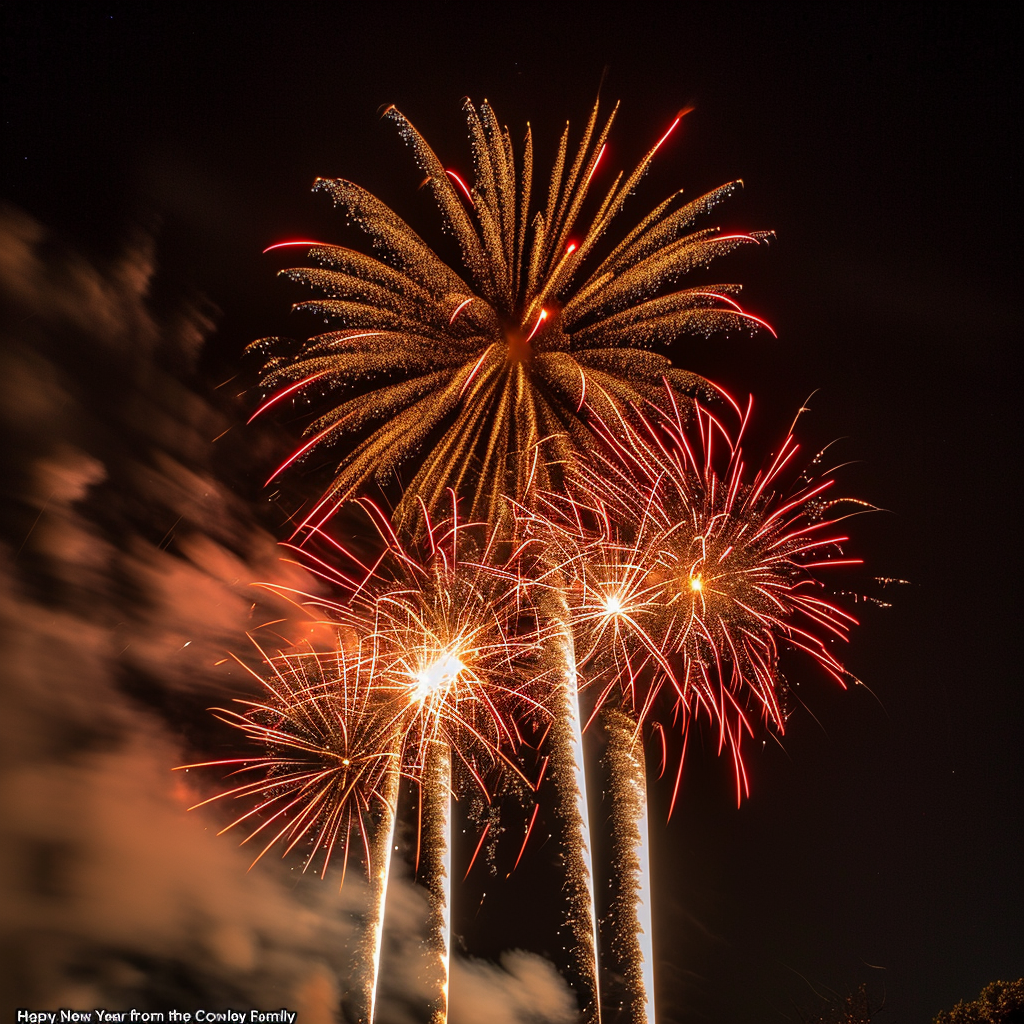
[338,499,550,774]
[177,638,402,1023]
[542,393,863,804]
[250,97,773,534]
[249,96,775,1016]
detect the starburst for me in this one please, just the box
[537,393,865,802]
[250,97,773,534]
[359,498,550,788]
[178,636,401,882]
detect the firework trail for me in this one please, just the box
[419,739,453,1024]
[602,708,656,1024]
[540,587,603,1024]
[365,752,400,1024]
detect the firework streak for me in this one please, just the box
[364,748,400,1024]
[541,588,602,1023]
[602,709,656,1024]
[420,739,453,1024]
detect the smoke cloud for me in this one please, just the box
[0,207,576,1022]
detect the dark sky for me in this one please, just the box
[1,3,1020,1023]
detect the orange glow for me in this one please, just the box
[409,650,466,704]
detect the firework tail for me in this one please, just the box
[363,748,401,1024]
[542,588,603,1023]
[421,738,453,1024]
[603,708,656,1024]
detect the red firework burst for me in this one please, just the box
[534,391,867,805]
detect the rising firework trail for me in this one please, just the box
[420,739,453,1024]
[366,754,400,1024]
[602,708,656,1024]
[542,588,603,1023]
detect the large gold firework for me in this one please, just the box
[251,97,773,534]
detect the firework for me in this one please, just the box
[363,503,549,1024]
[602,708,656,1024]
[529,396,863,1020]
[547,395,862,800]
[245,93,793,1021]
[249,98,771,1016]
[250,97,772,535]
[178,638,402,1023]
[276,499,550,1022]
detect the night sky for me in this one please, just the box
[1,3,1020,1022]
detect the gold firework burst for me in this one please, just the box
[179,637,401,882]
[252,98,773,534]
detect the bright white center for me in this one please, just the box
[411,651,465,702]
[604,594,624,615]
[689,576,703,592]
